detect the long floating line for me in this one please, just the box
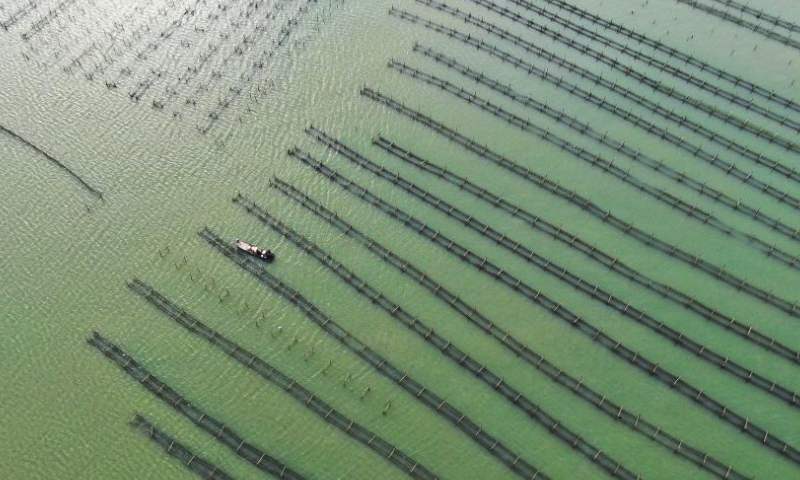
[128,279,446,480]
[0,123,103,199]
[671,0,800,51]
[462,0,800,133]
[499,0,800,118]
[701,0,800,35]
[386,59,800,277]
[267,177,752,480]
[413,41,800,228]
[398,51,800,253]
[199,228,554,480]
[130,413,237,480]
[392,9,718,226]
[283,147,800,466]
[381,64,721,230]
[396,25,800,246]
[368,131,800,365]
[358,87,800,321]
[389,6,800,155]
[87,332,310,480]
[396,29,800,276]
[305,130,800,411]
[417,0,800,134]
[391,56,800,272]
[233,194,643,480]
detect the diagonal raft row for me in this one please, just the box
[232,193,644,480]
[127,278,445,480]
[281,146,800,466]
[264,178,750,480]
[358,86,800,320]
[300,130,800,412]
[89,331,310,480]
[199,227,555,480]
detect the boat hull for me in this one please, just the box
[236,239,275,261]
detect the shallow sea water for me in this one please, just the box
[2,0,800,478]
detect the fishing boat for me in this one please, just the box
[236,239,275,261]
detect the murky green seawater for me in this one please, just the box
[2,0,800,478]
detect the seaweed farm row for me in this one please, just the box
[234,190,765,480]
[1,0,346,133]
[386,57,800,274]
[69,0,800,478]
[281,143,800,464]
[231,194,644,479]
[409,42,800,227]
[411,0,800,136]
[698,0,800,35]
[0,123,103,199]
[389,7,800,164]
[90,331,311,479]
[390,4,800,218]
[130,414,237,480]
[199,227,557,480]
[528,0,800,109]
[363,81,800,317]
[355,86,800,315]
[304,129,800,410]
[128,279,444,480]
[262,179,746,479]
[455,0,800,133]
[671,0,800,50]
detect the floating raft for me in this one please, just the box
[128,279,445,480]
[130,413,237,480]
[88,332,309,480]
[234,193,647,480]
[200,228,553,480]
[284,148,800,466]
[359,87,800,319]
[0,124,103,199]
[307,131,800,412]
[265,179,752,480]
